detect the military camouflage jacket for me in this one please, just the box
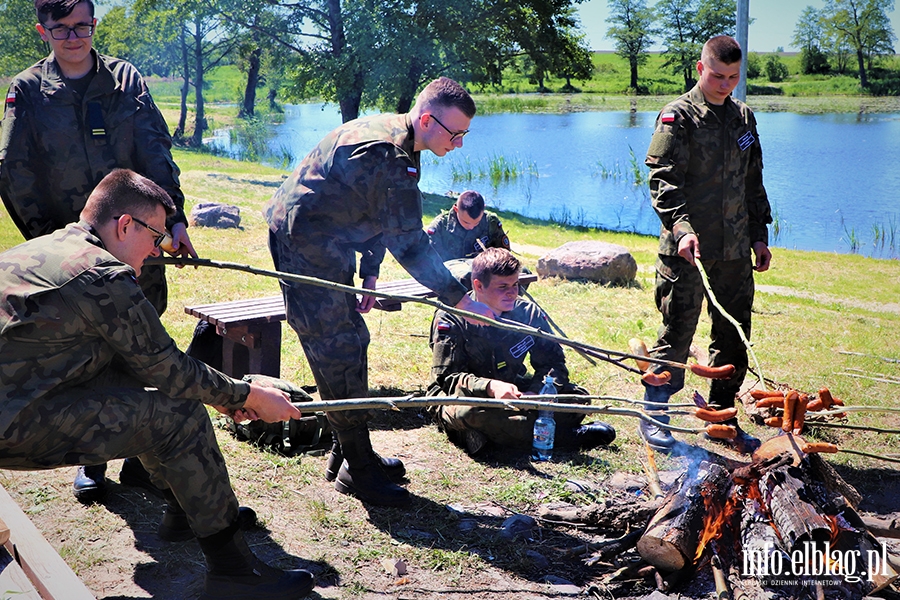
[0,222,248,435]
[264,113,466,307]
[428,294,568,397]
[645,84,771,261]
[426,209,510,261]
[0,50,186,240]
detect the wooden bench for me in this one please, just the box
[0,484,95,599]
[184,273,537,379]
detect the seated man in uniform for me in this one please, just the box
[426,248,616,456]
[426,190,510,262]
[0,169,314,600]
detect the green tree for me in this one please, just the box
[94,5,181,77]
[656,0,736,92]
[606,0,656,92]
[793,6,831,74]
[764,53,789,82]
[746,52,761,78]
[823,0,896,88]
[0,0,48,77]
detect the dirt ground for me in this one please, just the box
[2,404,900,600]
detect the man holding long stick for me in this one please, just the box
[264,77,493,507]
[640,35,773,454]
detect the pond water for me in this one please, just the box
[208,103,900,258]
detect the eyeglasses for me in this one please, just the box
[45,23,94,40]
[429,114,469,142]
[114,215,168,248]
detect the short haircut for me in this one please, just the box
[416,77,476,119]
[35,0,94,24]
[472,247,521,288]
[81,169,175,226]
[702,35,742,65]
[456,190,485,220]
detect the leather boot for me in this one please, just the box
[324,433,406,483]
[197,521,314,600]
[572,421,617,449]
[119,457,165,498]
[73,464,108,503]
[333,425,411,507]
[159,489,259,542]
[639,386,675,452]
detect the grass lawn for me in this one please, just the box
[1,150,898,598]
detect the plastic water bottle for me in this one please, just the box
[532,375,557,461]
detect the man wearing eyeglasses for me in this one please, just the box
[0,169,315,600]
[264,77,494,508]
[0,0,198,503]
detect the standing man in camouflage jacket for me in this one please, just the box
[427,248,616,456]
[640,35,772,455]
[0,170,314,600]
[426,190,510,262]
[0,0,198,499]
[264,77,494,507]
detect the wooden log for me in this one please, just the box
[637,461,731,571]
[860,515,900,539]
[806,452,862,508]
[758,466,832,551]
[539,497,663,531]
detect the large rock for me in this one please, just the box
[189,202,241,228]
[537,241,637,285]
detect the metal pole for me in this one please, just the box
[735,0,750,102]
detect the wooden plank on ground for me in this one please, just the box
[0,544,42,599]
[0,484,95,600]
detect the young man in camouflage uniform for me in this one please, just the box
[426,190,510,262]
[640,35,773,454]
[265,77,494,507]
[427,248,616,456]
[0,170,313,600]
[0,0,198,499]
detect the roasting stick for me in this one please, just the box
[642,443,665,500]
[149,256,726,377]
[695,259,767,386]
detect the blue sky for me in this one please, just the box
[577,0,900,52]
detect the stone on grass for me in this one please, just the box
[499,514,536,540]
[189,202,241,228]
[537,241,637,285]
[381,558,407,577]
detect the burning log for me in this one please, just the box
[759,466,832,551]
[637,461,731,571]
[539,497,662,531]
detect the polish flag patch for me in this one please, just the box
[661,112,675,123]
[5,91,15,106]
[407,166,418,177]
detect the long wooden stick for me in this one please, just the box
[285,394,706,433]
[835,372,900,386]
[838,350,900,364]
[150,256,701,375]
[695,259,766,385]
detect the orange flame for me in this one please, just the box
[694,485,741,562]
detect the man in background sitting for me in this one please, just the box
[426,248,615,456]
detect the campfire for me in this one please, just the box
[635,432,899,598]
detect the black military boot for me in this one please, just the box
[73,464,108,503]
[159,490,259,542]
[333,425,411,507]
[324,432,406,483]
[119,457,165,498]
[638,385,675,452]
[572,421,617,449]
[197,521,314,600]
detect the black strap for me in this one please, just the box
[87,101,106,141]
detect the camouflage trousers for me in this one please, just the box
[269,232,373,432]
[0,369,238,537]
[649,254,754,408]
[432,382,587,449]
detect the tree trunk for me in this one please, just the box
[239,45,261,119]
[630,58,639,90]
[175,27,190,142]
[267,87,278,112]
[855,46,868,88]
[325,0,361,123]
[637,461,731,571]
[190,17,206,148]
